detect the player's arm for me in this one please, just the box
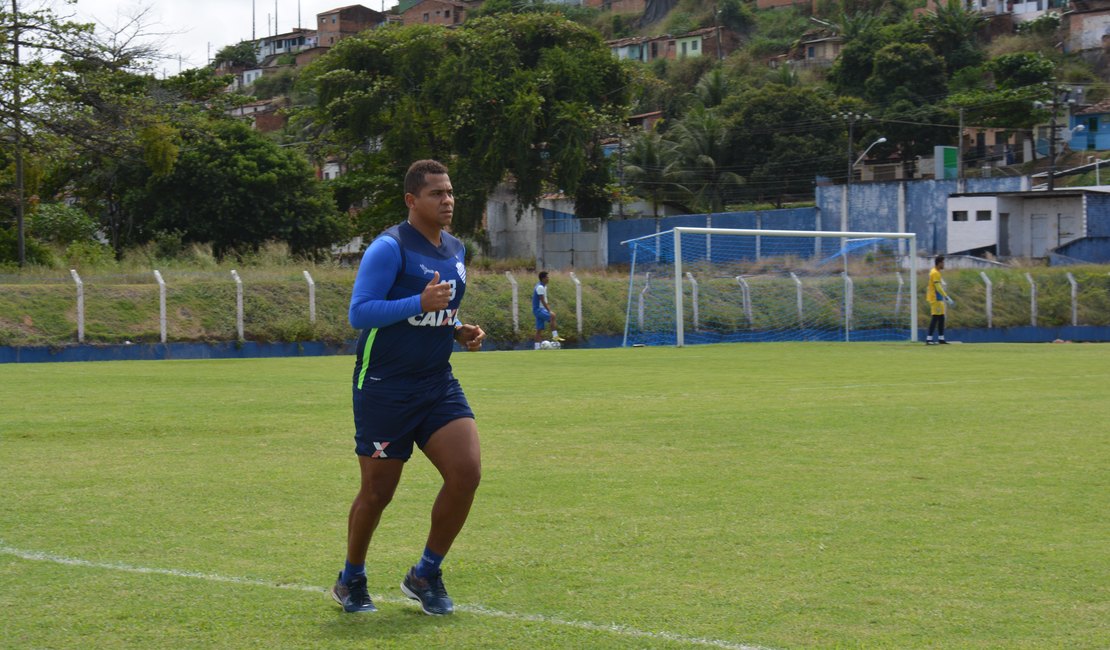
[539,285,551,311]
[348,237,423,330]
[935,278,952,302]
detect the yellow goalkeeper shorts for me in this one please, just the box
[929,300,946,316]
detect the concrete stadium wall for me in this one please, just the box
[815,177,1028,255]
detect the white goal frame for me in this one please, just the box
[626,227,919,347]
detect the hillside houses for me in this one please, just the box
[608,27,739,62]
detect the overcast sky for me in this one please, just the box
[71,0,397,74]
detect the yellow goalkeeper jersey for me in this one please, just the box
[926,267,948,303]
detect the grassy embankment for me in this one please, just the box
[1,264,1108,347]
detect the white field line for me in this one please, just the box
[787,375,1110,392]
[0,542,773,650]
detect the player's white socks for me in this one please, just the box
[534,342,541,350]
[551,330,559,339]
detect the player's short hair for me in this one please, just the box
[935,255,946,265]
[404,160,449,196]
[538,272,549,281]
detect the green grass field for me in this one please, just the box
[1,343,1108,649]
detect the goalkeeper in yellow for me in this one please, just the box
[925,255,953,345]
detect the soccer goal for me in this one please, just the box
[621,227,918,347]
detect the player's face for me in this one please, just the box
[407,174,454,229]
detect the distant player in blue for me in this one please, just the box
[532,271,564,349]
[330,160,485,616]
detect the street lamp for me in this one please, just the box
[855,136,887,168]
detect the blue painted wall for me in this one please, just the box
[815,177,1026,255]
[1086,193,1110,237]
[608,208,818,265]
[610,178,1027,265]
[1053,236,1110,263]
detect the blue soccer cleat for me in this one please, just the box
[330,571,377,613]
[400,567,454,615]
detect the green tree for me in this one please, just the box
[920,0,988,73]
[666,105,741,213]
[623,129,682,218]
[988,52,1056,90]
[124,120,346,259]
[302,14,630,235]
[864,42,948,105]
[724,84,842,205]
[212,41,258,69]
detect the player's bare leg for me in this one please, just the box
[401,417,481,615]
[422,417,481,557]
[332,456,404,612]
[348,457,405,564]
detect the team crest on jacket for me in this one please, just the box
[456,260,467,284]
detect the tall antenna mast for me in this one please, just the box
[252,0,256,39]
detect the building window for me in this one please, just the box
[423,12,429,21]
[976,210,992,221]
[445,9,451,17]
[681,42,687,57]
[692,40,698,50]
[953,210,968,222]
[807,46,815,59]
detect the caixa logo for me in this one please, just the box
[408,308,459,327]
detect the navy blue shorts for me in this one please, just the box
[534,308,551,330]
[352,374,474,460]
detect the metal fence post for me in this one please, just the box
[790,272,804,328]
[1066,272,1078,326]
[153,270,167,343]
[980,271,993,328]
[1025,272,1037,327]
[230,270,244,341]
[70,269,84,343]
[504,271,519,335]
[685,271,699,332]
[843,272,854,341]
[303,270,316,324]
[735,276,752,326]
[569,271,583,336]
[894,272,904,318]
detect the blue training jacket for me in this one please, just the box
[349,221,467,388]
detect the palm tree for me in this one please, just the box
[667,106,743,214]
[623,129,682,219]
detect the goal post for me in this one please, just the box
[622,227,919,347]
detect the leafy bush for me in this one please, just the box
[27,203,99,245]
[0,228,53,266]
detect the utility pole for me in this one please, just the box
[12,0,25,266]
[714,3,723,61]
[1048,93,1059,191]
[957,107,965,192]
[252,0,256,40]
[617,132,625,219]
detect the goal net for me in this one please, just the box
[622,227,918,347]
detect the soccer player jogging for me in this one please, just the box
[331,160,485,615]
[532,271,564,349]
[925,254,954,345]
